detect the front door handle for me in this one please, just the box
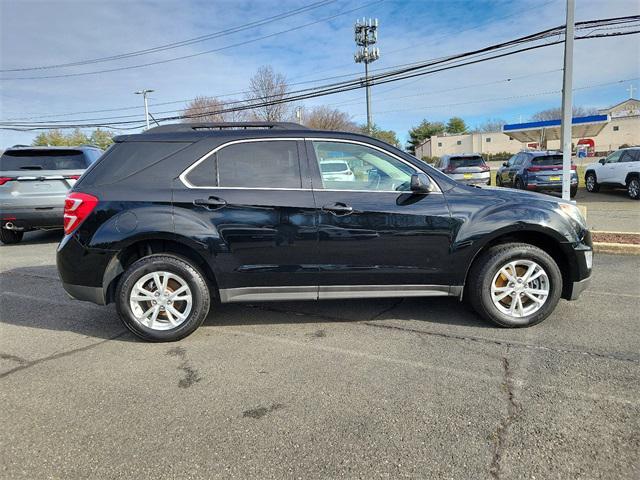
[193,196,227,210]
[322,202,353,216]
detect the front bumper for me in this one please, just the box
[569,275,591,300]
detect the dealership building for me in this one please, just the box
[415,98,640,159]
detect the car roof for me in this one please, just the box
[522,150,562,157]
[113,122,377,143]
[4,145,102,153]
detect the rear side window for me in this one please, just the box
[0,149,87,171]
[86,141,190,185]
[449,156,484,168]
[186,140,301,189]
[320,162,350,173]
[531,155,563,166]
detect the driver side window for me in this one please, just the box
[311,141,415,192]
[605,151,623,163]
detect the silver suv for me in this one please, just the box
[0,145,102,244]
[436,154,491,186]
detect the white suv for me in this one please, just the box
[585,147,640,200]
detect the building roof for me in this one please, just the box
[502,115,610,143]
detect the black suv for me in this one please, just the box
[57,123,592,341]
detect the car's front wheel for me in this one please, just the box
[585,172,599,192]
[116,254,211,341]
[627,177,640,200]
[467,243,562,328]
[0,229,23,245]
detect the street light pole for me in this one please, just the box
[560,0,575,201]
[135,89,154,130]
[354,18,379,134]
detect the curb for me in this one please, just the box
[593,242,640,255]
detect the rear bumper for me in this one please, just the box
[0,206,63,230]
[62,282,106,305]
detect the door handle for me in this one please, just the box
[322,202,353,216]
[193,196,227,210]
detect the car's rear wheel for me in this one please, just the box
[496,175,503,187]
[116,254,211,342]
[627,177,640,200]
[570,186,578,198]
[585,172,599,192]
[0,229,23,245]
[515,178,525,190]
[467,243,562,328]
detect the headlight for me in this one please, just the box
[558,203,587,227]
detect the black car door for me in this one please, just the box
[306,139,453,297]
[503,154,520,186]
[172,138,318,301]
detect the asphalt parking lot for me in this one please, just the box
[1,232,639,479]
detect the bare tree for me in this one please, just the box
[182,96,247,123]
[476,118,506,133]
[245,65,291,122]
[531,106,598,121]
[303,106,359,132]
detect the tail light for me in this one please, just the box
[0,177,15,186]
[443,166,456,173]
[64,192,98,235]
[571,164,577,171]
[480,164,490,172]
[527,166,543,172]
[65,175,81,180]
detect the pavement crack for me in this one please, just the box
[0,331,128,380]
[369,298,404,320]
[489,353,522,480]
[361,321,640,364]
[0,353,29,365]
[166,347,202,388]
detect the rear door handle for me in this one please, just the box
[322,202,353,216]
[193,196,227,210]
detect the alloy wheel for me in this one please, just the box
[129,271,193,330]
[491,259,550,319]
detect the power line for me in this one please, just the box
[0,0,385,81]
[1,22,637,130]
[0,1,338,72]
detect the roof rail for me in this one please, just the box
[144,122,309,134]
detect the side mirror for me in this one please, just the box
[502,162,508,167]
[410,173,433,193]
[599,158,606,165]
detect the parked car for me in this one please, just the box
[436,154,491,186]
[319,159,355,183]
[0,145,103,244]
[57,122,592,341]
[584,147,640,200]
[496,150,578,198]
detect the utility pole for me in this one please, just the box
[135,89,154,130]
[295,106,303,124]
[560,0,575,201]
[354,18,379,134]
[627,83,636,98]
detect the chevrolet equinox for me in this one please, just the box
[56,122,593,341]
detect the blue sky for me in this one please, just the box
[1,0,638,148]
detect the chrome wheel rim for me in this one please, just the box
[586,175,595,190]
[129,271,193,330]
[491,260,549,320]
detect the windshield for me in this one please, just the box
[0,150,88,171]
[320,162,349,173]
[449,156,484,168]
[531,155,563,166]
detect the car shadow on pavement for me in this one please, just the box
[0,230,63,247]
[1,264,490,341]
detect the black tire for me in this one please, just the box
[570,186,577,198]
[585,172,599,192]
[116,254,211,342]
[627,177,640,200]
[0,229,23,245]
[515,178,524,190]
[496,175,503,187]
[467,243,562,328]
